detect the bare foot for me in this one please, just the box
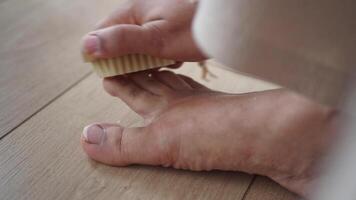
[81,70,336,197]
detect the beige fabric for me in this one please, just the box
[194,0,356,106]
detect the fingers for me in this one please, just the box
[81,123,172,166]
[82,23,164,59]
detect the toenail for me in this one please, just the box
[83,35,101,56]
[83,124,105,144]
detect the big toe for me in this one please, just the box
[81,123,172,166]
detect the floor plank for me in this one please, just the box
[0,0,291,198]
[0,0,120,137]
[0,63,275,200]
[243,176,301,200]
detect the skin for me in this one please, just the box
[81,0,338,197]
[81,71,337,197]
[82,0,206,61]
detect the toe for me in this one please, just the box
[103,76,164,116]
[128,71,172,96]
[164,62,183,69]
[154,71,192,90]
[81,123,173,166]
[178,75,211,91]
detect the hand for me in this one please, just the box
[82,0,207,61]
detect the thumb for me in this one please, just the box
[81,123,174,166]
[82,23,164,59]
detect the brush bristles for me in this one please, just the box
[88,54,175,78]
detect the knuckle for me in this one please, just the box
[112,127,129,165]
[150,123,181,167]
[145,24,165,54]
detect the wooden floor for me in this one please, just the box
[0,0,300,199]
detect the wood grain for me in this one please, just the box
[0,63,278,200]
[0,0,120,137]
[194,0,356,107]
[0,0,299,198]
[244,177,301,200]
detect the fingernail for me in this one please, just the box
[83,124,104,144]
[83,35,101,56]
